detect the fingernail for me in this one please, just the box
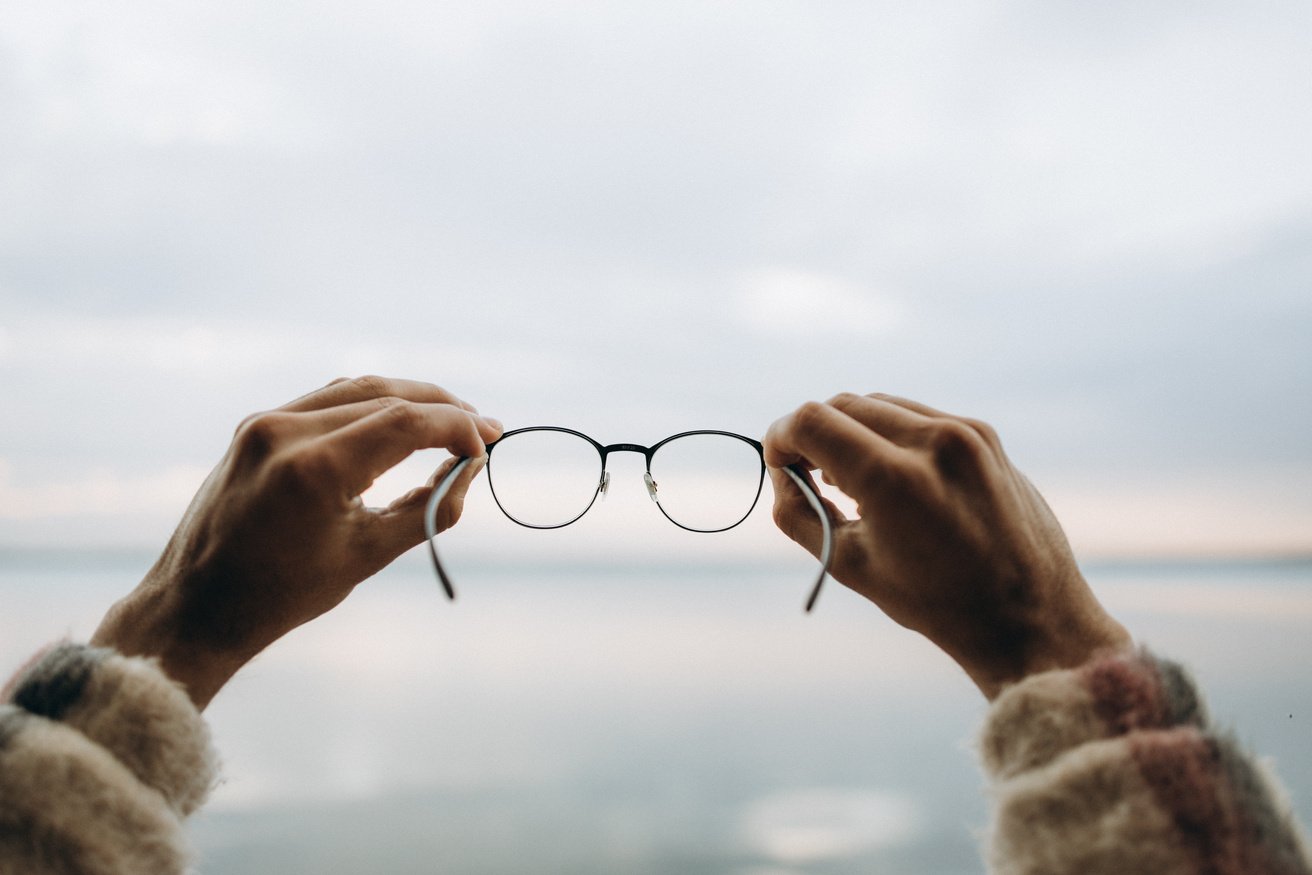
[480,415,503,432]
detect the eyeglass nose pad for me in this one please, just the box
[599,470,611,499]
[643,471,659,503]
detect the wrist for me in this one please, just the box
[90,580,250,711]
[962,609,1133,700]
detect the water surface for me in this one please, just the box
[2,550,1309,873]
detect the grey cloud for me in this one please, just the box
[0,2,1309,549]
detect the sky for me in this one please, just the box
[1,1,1310,559]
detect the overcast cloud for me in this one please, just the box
[1,1,1309,556]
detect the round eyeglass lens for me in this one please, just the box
[487,429,604,528]
[648,433,764,532]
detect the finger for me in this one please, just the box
[308,402,499,498]
[279,375,480,415]
[763,400,910,500]
[826,392,937,448]
[870,393,1003,452]
[360,456,488,565]
[768,467,849,558]
[272,398,502,442]
[867,392,955,420]
[769,468,870,595]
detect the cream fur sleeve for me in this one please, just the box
[0,642,218,875]
[980,649,1311,874]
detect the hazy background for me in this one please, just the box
[1,3,1310,872]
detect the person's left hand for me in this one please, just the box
[91,376,502,708]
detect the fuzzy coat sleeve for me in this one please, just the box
[980,649,1311,874]
[0,641,218,875]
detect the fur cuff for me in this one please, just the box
[980,648,1205,780]
[0,706,194,875]
[6,642,217,816]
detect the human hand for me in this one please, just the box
[764,393,1130,699]
[91,376,503,709]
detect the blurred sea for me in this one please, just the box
[2,549,1310,874]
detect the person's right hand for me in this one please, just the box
[91,376,502,709]
[765,392,1131,699]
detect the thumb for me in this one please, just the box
[363,456,487,566]
[769,466,846,562]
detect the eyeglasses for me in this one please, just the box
[424,427,834,611]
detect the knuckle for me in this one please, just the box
[232,412,286,460]
[962,417,1001,449]
[351,374,391,398]
[379,398,425,432]
[791,400,832,435]
[931,420,977,452]
[929,420,986,470]
[825,391,863,410]
[455,414,485,453]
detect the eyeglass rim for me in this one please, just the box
[485,426,767,533]
[486,427,605,530]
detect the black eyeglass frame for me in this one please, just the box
[486,426,766,533]
[424,427,834,612]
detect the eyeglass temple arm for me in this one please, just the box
[424,455,476,601]
[781,464,834,613]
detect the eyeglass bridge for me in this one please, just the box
[603,443,649,454]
